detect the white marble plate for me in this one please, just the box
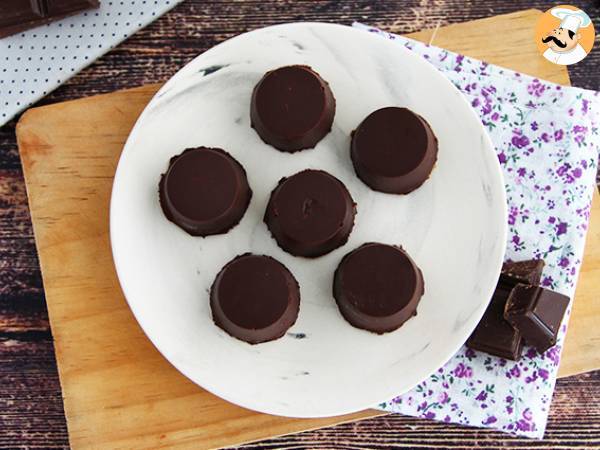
[110,23,507,418]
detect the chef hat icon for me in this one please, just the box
[551,7,592,33]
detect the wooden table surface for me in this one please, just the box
[1,1,599,448]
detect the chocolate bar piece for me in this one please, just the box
[466,281,523,360]
[504,284,570,353]
[501,259,545,285]
[466,259,549,360]
[0,0,99,39]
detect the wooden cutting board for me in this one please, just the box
[16,9,600,450]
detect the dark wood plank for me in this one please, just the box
[235,371,600,449]
[1,1,599,448]
[0,337,69,449]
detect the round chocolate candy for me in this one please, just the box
[351,107,438,194]
[250,65,336,152]
[159,147,252,236]
[210,254,300,344]
[333,243,424,334]
[264,169,356,258]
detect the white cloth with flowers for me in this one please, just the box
[353,22,600,438]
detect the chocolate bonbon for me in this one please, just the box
[210,254,300,344]
[250,65,336,152]
[264,169,355,257]
[351,107,438,194]
[159,147,252,237]
[333,243,424,334]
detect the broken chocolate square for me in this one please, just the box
[466,281,523,360]
[504,284,570,353]
[501,259,545,285]
[466,259,547,360]
[0,0,99,39]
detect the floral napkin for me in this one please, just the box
[353,23,600,438]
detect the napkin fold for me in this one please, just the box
[0,0,184,127]
[353,23,600,438]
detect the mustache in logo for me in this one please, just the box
[542,35,567,48]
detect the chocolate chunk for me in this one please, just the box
[264,169,356,257]
[501,259,545,285]
[333,243,424,334]
[0,0,99,38]
[46,0,98,15]
[210,254,300,344]
[250,65,336,152]
[159,147,252,237]
[351,107,438,194]
[466,281,523,360]
[504,284,570,353]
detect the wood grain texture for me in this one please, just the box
[16,81,382,450]
[2,1,600,449]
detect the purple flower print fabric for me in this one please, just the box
[353,23,600,438]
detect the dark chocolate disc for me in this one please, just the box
[351,107,438,194]
[333,243,424,333]
[159,147,252,236]
[264,169,356,257]
[210,254,300,344]
[250,65,336,152]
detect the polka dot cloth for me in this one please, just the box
[0,0,183,126]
